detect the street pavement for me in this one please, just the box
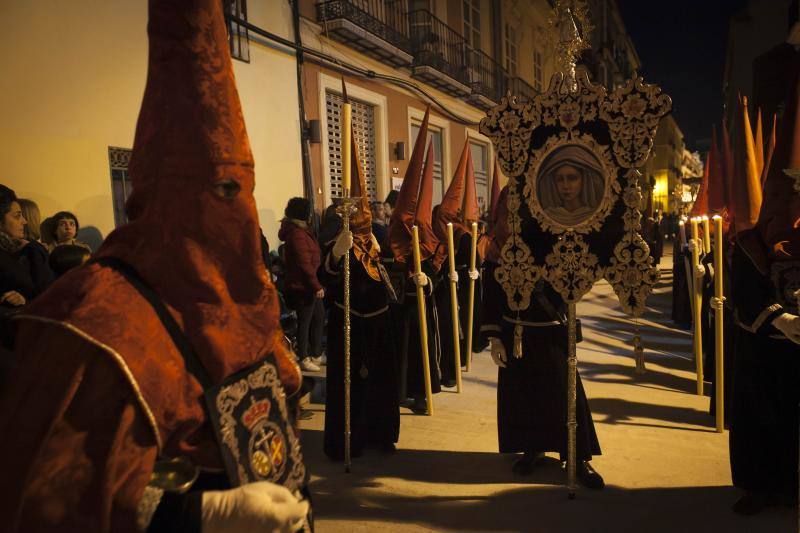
[299,248,796,532]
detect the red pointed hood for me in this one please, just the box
[490,158,502,227]
[758,72,800,260]
[433,139,470,243]
[762,113,777,187]
[721,118,735,222]
[732,97,763,233]
[389,107,439,265]
[462,150,479,227]
[690,148,710,217]
[92,0,292,385]
[416,140,441,267]
[707,128,726,214]
[484,185,510,264]
[754,108,765,176]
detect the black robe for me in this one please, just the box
[387,258,442,402]
[729,234,799,497]
[481,262,601,460]
[671,238,692,327]
[436,234,483,384]
[318,248,400,460]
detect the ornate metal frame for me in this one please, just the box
[480,67,671,315]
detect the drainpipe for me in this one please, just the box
[290,0,319,233]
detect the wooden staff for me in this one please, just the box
[689,217,704,396]
[711,215,725,432]
[702,216,711,254]
[341,99,353,473]
[412,225,434,415]
[566,302,578,499]
[465,222,478,373]
[446,223,463,393]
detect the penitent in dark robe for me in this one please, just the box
[388,108,443,411]
[319,240,400,459]
[481,264,601,465]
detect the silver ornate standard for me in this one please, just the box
[335,191,359,473]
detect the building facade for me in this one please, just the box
[641,115,685,215]
[297,0,559,215]
[0,1,304,247]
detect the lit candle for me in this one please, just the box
[690,217,700,248]
[712,216,723,298]
[341,102,352,193]
[702,216,711,254]
[679,220,687,246]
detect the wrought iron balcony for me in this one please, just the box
[506,76,538,103]
[408,10,471,97]
[466,48,507,108]
[316,0,413,68]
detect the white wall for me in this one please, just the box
[0,0,303,247]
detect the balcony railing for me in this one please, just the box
[316,0,413,67]
[506,76,538,103]
[467,48,507,107]
[408,9,471,97]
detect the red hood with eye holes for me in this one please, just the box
[35,0,298,412]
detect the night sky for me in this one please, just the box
[617,0,748,151]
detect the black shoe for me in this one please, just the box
[732,492,768,515]
[576,461,604,490]
[409,396,428,415]
[441,379,457,388]
[376,442,397,455]
[512,451,544,476]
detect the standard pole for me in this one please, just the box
[465,222,478,373]
[341,99,352,473]
[446,223,463,393]
[712,215,725,433]
[412,225,434,416]
[689,217,704,397]
[566,302,578,499]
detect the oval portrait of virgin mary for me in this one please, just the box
[536,144,606,228]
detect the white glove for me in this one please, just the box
[468,269,480,281]
[448,272,459,284]
[201,481,309,533]
[489,338,507,368]
[694,263,706,279]
[773,313,800,345]
[412,273,429,288]
[332,230,353,260]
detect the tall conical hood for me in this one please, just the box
[762,113,777,186]
[758,72,800,259]
[707,128,726,215]
[690,148,710,217]
[484,185,510,264]
[754,108,765,176]
[732,96,763,233]
[721,118,735,220]
[415,140,441,267]
[95,0,293,385]
[462,151,479,226]
[389,107,431,262]
[490,158,502,227]
[341,83,381,281]
[433,139,471,243]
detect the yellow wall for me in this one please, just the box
[0,1,303,247]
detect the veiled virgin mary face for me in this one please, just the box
[554,164,584,208]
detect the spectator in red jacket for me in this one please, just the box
[279,197,325,372]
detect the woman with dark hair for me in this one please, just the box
[279,196,325,371]
[47,210,91,252]
[0,185,53,312]
[48,244,91,278]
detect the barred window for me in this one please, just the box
[223,0,249,63]
[533,49,543,91]
[108,147,133,227]
[411,122,445,206]
[469,140,489,216]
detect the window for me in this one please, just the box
[533,49,543,91]
[411,122,445,206]
[463,0,481,50]
[469,140,489,216]
[326,91,378,201]
[108,147,133,227]
[223,0,249,62]
[505,24,518,77]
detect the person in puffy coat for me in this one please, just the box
[278,197,325,372]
